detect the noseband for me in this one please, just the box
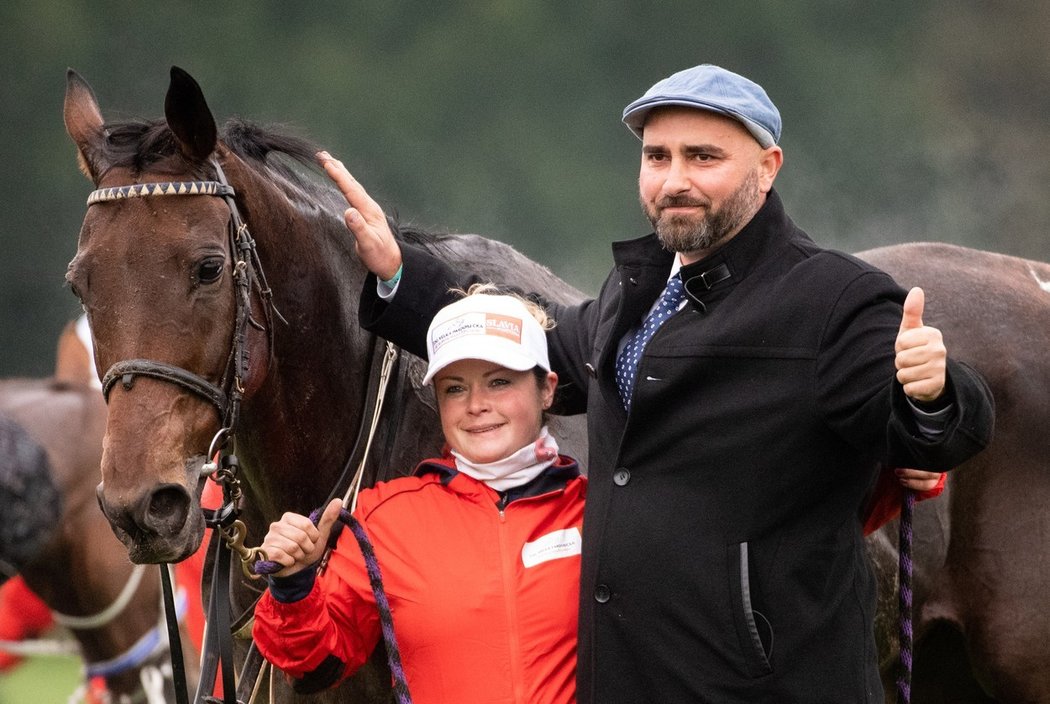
[89,160,278,439]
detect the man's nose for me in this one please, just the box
[662,159,690,195]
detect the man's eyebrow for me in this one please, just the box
[641,144,728,156]
[684,144,727,156]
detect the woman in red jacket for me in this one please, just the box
[253,287,585,703]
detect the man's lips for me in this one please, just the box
[659,200,707,213]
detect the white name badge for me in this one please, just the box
[521,527,582,568]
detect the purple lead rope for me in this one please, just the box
[255,508,413,703]
[897,490,915,704]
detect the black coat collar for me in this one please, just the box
[611,189,802,313]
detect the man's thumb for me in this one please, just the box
[900,287,925,331]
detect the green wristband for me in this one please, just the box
[381,264,403,288]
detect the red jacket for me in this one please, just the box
[253,456,585,704]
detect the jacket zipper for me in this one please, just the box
[496,502,526,702]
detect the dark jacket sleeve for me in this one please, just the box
[358,242,471,360]
[815,264,995,472]
[886,357,995,471]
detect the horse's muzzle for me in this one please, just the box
[95,481,202,563]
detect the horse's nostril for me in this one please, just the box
[144,484,191,535]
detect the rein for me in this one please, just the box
[897,491,915,704]
[51,563,148,630]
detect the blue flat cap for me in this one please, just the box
[622,64,781,147]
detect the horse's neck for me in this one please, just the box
[232,164,373,519]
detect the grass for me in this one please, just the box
[0,653,83,704]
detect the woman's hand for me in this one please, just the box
[260,498,343,578]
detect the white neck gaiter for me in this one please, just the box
[452,426,559,492]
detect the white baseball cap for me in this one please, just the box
[422,294,551,385]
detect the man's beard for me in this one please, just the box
[643,169,761,255]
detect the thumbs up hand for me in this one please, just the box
[894,287,947,403]
[260,498,344,578]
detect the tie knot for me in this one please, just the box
[658,274,685,310]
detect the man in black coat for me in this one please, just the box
[321,64,994,703]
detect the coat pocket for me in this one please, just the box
[727,541,774,677]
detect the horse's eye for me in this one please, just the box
[196,258,224,284]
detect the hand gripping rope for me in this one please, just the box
[252,506,413,704]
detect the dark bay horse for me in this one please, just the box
[0,376,201,703]
[64,67,587,702]
[860,242,1050,703]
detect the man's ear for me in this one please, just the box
[758,146,784,193]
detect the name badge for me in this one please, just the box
[521,527,582,568]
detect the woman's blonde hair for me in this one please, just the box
[452,283,555,331]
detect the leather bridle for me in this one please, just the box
[91,160,280,439]
[84,157,409,704]
[86,158,282,704]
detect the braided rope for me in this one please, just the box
[254,508,412,703]
[897,490,915,704]
[344,514,412,704]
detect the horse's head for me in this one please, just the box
[64,67,271,562]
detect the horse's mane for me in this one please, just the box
[100,117,321,190]
[99,117,451,250]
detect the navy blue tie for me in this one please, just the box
[615,274,685,410]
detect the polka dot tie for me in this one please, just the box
[615,274,686,410]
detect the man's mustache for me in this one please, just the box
[657,196,710,209]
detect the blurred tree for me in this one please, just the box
[0,1,1046,377]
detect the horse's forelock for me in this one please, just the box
[99,119,203,177]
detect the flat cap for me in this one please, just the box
[622,64,781,147]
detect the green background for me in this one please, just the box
[2,2,1049,378]
[0,650,80,703]
[2,3,1048,700]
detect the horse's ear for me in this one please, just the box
[164,66,217,164]
[64,69,108,182]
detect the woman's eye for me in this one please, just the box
[196,259,224,284]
